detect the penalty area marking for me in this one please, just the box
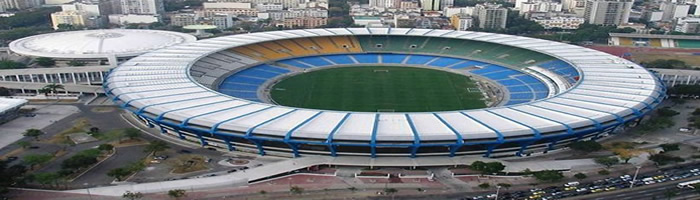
[373,69,389,72]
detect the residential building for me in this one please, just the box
[170,13,197,26]
[583,0,633,25]
[450,13,474,30]
[475,3,507,29]
[211,13,235,29]
[674,17,700,33]
[108,13,159,24]
[519,1,562,15]
[282,17,326,28]
[643,10,663,22]
[443,6,474,17]
[562,0,586,16]
[51,10,91,29]
[421,0,440,11]
[533,16,584,29]
[120,0,164,15]
[440,0,453,10]
[197,8,258,18]
[61,1,112,16]
[400,0,419,8]
[202,2,252,9]
[257,3,283,11]
[660,2,690,21]
[0,0,42,11]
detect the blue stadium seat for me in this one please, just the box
[471,65,507,74]
[353,54,379,63]
[507,85,531,93]
[428,57,462,67]
[535,92,548,99]
[297,57,332,67]
[505,99,531,105]
[224,76,266,85]
[219,83,259,91]
[405,55,436,65]
[510,93,534,100]
[235,68,280,79]
[515,75,541,84]
[324,55,356,64]
[257,65,290,73]
[279,60,312,68]
[382,54,407,64]
[482,70,521,80]
[497,79,523,86]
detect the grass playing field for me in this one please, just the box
[269,66,487,112]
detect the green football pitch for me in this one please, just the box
[269,66,487,112]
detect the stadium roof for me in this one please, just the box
[0,98,26,114]
[106,28,664,142]
[9,29,197,59]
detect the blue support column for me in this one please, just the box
[195,132,208,146]
[484,144,498,158]
[159,126,167,134]
[146,120,154,128]
[370,113,380,158]
[404,114,421,158]
[174,129,185,139]
[250,139,266,156]
[223,136,234,151]
[326,113,351,157]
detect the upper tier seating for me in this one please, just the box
[356,36,556,67]
[230,36,363,61]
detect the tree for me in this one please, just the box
[33,172,60,188]
[693,183,700,194]
[348,187,357,193]
[16,141,31,149]
[478,183,491,189]
[37,88,51,97]
[663,189,678,200]
[124,128,141,140]
[98,144,114,153]
[259,190,267,196]
[23,129,44,140]
[167,189,186,199]
[122,191,143,200]
[42,83,64,95]
[144,140,170,156]
[595,157,619,168]
[0,59,26,69]
[574,173,587,180]
[470,161,505,174]
[598,170,610,175]
[33,57,55,67]
[290,185,304,195]
[649,154,685,166]
[568,140,602,152]
[108,167,131,181]
[659,143,680,152]
[61,153,98,170]
[532,170,564,182]
[22,154,53,169]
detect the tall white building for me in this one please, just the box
[475,4,507,29]
[440,0,453,10]
[120,0,164,15]
[660,2,690,21]
[562,0,586,16]
[443,6,474,17]
[421,0,440,11]
[583,0,632,25]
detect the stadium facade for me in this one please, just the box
[105,28,665,159]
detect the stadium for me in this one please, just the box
[105,28,665,160]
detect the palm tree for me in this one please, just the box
[37,88,51,97]
[42,83,64,96]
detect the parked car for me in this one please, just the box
[179,149,192,154]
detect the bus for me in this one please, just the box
[677,179,700,189]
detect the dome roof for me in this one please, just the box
[9,29,197,59]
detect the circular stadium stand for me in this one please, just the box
[105,28,665,159]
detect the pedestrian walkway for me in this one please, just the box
[0,105,79,149]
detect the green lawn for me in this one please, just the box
[270,66,486,112]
